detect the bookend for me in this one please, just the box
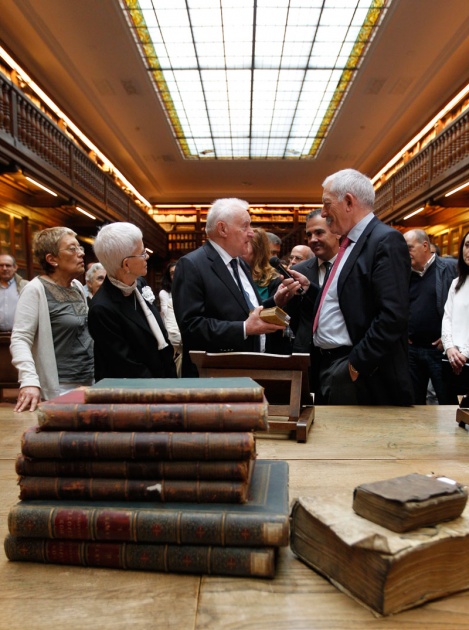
[189,351,314,442]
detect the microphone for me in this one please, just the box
[269,256,304,294]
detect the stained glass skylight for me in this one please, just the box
[122,0,391,159]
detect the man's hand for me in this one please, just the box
[15,386,41,413]
[245,306,286,336]
[273,269,310,306]
[432,337,444,352]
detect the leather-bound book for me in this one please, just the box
[290,493,469,615]
[15,455,254,481]
[83,377,265,404]
[36,398,269,432]
[4,537,277,578]
[9,460,289,547]
[21,428,256,461]
[18,476,251,503]
[352,473,468,532]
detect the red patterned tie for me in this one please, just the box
[313,236,351,333]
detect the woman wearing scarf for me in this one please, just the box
[89,222,176,379]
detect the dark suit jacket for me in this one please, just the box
[302,216,413,405]
[287,257,320,353]
[88,277,176,380]
[172,241,273,376]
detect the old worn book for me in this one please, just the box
[21,427,255,460]
[353,473,468,532]
[18,476,250,503]
[84,377,265,404]
[36,397,269,432]
[290,494,469,615]
[4,536,277,578]
[9,460,289,547]
[15,455,254,481]
[259,306,290,326]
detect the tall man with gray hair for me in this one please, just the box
[289,169,413,405]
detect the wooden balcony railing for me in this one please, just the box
[0,72,167,257]
[375,109,469,221]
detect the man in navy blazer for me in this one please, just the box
[288,169,413,405]
[172,198,296,377]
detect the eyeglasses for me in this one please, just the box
[59,245,85,255]
[121,250,149,266]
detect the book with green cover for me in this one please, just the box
[4,537,277,578]
[9,460,289,547]
[84,377,265,404]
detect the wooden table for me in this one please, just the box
[1,403,468,629]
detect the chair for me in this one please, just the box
[190,351,314,442]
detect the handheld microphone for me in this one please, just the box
[269,256,304,294]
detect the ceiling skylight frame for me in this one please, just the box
[121,0,391,160]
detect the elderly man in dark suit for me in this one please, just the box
[172,198,295,377]
[287,169,413,405]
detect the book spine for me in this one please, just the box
[15,455,254,481]
[18,477,249,503]
[4,535,276,578]
[21,428,256,460]
[36,401,268,431]
[84,387,264,404]
[8,502,289,547]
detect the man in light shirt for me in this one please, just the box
[0,254,28,331]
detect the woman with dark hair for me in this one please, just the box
[442,231,469,403]
[11,227,93,411]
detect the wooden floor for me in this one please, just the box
[1,402,469,629]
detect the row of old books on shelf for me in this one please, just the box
[4,377,290,578]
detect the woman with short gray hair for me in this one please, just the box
[11,226,94,411]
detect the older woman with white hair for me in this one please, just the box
[85,262,106,305]
[89,222,176,380]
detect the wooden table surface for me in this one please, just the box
[1,403,468,629]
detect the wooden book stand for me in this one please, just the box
[189,351,314,442]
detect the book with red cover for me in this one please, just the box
[9,460,289,547]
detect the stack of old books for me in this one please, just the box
[5,377,289,578]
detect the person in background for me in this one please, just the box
[288,169,413,405]
[89,222,175,380]
[0,254,28,331]
[173,198,295,376]
[85,262,106,306]
[159,261,176,319]
[10,227,93,411]
[266,231,282,259]
[404,229,458,404]
[287,244,313,269]
[159,261,182,376]
[242,228,292,354]
[441,230,469,404]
